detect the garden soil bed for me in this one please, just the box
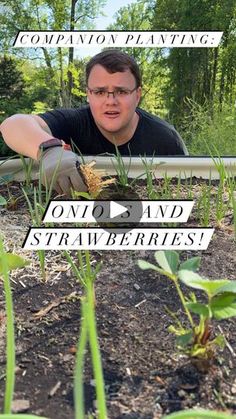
[0,179,236,419]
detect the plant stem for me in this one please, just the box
[86,277,107,418]
[74,298,88,419]
[38,250,46,282]
[68,250,107,417]
[78,251,86,282]
[1,250,15,413]
[174,278,195,329]
[63,251,86,286]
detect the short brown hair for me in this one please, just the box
[86,49,142,87]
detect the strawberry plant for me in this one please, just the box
[138,250,236,367]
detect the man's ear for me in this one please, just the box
[136,86,142,106]
[86,88,89,103]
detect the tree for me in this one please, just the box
[0,55,26,120]
[0,0,106,106]
[151,0,236,124]
[108,0,167,116]
[0,55,26,156]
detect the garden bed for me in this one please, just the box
[0,179,236,419]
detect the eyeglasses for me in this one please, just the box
[87,87,137,99]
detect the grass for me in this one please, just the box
[227,175,236,240]
[181,100,236,156]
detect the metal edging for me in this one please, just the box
[0,156,236,181]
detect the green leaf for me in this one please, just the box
[138,260,175,280]
[179,270,230,297]
[0,253,30,274]
[176,330,193,348]
[74,191,92,200]
[162,409,236,418]
[0,195,7,206]
[216,281,236,295]
[168,325,188,336]
[137,260,160,272]
[186,302,210,318]
[154,250,179,274]
[212,334,225,348]
[0,174,15,185]
[191,345,207,357]
[168,325,180,335]
[179,256,201,272]
[211,294,236,320]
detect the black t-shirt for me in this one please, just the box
[39,106,188,156]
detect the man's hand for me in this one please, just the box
[40,147,87,196]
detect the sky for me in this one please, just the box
[76,0,137,58]
[95,0,136,28]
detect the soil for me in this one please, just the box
[0,179,236,419]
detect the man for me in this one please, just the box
[0,49,188,195]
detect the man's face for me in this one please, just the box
[87,64,141,141]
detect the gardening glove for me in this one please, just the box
[40,146,88,196]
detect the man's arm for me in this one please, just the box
[0,113,87,196]
[0,114,53,160]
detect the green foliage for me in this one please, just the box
[0,0,106,110]
[0,253,30,275]
[108,0,167,117]
[181,100,236,156]
[0,55,26,157]
[152,0,236,127]
[0,195,7,206]
[155,250,179,274]
[0,56,25,102]
[138,250,236,364]
[178,271,230,297]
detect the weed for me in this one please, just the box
[0,177,25,211]
[19,155,34,190]
[227,175,236,239]
[185,171,193,200]
[111,143,132,188]
[175,172,182,199]
[141,156,165,200]
[205,145,232,227]
[160,173,173,199]
[196,179,212,227]
[141,156,156,199]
